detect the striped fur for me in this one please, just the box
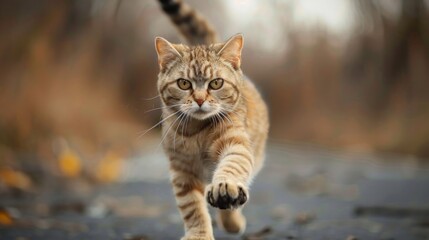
[155,3,268,240]
[158,0,218,45]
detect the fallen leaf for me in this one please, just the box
[58,149,82,177]
[0,210,13,225]
[96,151,123,182]
[0,168,32,190]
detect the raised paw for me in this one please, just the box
[205,181,248,209]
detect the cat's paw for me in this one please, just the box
[205,180,248,209]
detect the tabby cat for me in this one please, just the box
[155,0,269,239]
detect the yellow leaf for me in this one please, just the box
[96,151,123,182]
[58,150,81,177]
[0,168,32,190]
[0,210,13,225]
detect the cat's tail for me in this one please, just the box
[157,0,218,45]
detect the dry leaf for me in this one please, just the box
[58,149,82,177]
[96,151,123,182]
[0,210,13,225]
[0,168,32,190]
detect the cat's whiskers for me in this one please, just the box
[172,113,181,151]
[212,115,219,132]
[173,111,187,151]
[144,104,182,114]
[157,112,183,151]
[220,114,227,133]
[216,107,236,128]
[214,113,226,133]
[219,111,234,126]
[221,106,242,120]
[181,110,191,144]
[142,95,160,101]
[137,110,180,139]
[211,114,219,131]
[214,113,223,132]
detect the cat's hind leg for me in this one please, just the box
[216,208,246,234]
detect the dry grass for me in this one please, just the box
[0,0,428,166]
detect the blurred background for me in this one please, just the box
[2,0,429,179]
[1,0,429,239]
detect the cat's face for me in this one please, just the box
[155,35,244,120]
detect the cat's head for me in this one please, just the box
[154,34,244,120]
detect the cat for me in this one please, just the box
[154,0,269,239]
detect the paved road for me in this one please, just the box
[1,143,429,240]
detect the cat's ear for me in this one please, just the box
[155,37,182,71]
[217,34,243,70]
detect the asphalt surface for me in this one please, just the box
[1,143,429,240]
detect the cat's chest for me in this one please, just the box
[177,133,217,178]
[178,133,213,160]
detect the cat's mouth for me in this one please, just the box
[190,108,216,120]
[194,109,206,114]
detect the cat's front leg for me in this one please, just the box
[205,179,248,234]
[206,132,254,233]
[205,180,248,209]
[170,161,214,240]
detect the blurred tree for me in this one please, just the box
[350,0,429,112]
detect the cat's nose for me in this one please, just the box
[195,98,205,107]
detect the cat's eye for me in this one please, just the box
[177,79,192,90]
[209,78,224,90]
